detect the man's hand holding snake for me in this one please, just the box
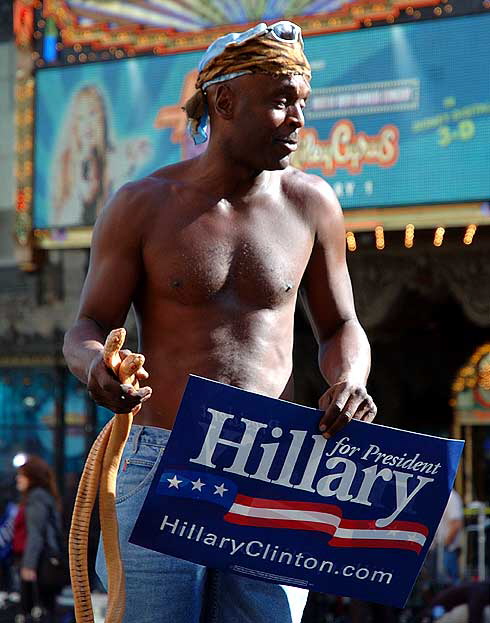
[70,328,151,623]
[87,347,152,414]
[318,380,377,439]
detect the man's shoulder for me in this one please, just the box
[117,163,188,201]
[103,161,194,218]
[280,167,341,218]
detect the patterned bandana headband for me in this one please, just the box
[183,20,312,145]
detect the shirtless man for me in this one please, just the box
[63,20,376,623]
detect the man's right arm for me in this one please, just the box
[63,182,151,414]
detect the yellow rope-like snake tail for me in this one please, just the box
[69,328,145,623]
[69,419,113,623]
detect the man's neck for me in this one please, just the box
[192,144,272,201]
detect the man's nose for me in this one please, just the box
[287,104,305,129]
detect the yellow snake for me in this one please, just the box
[69,328,145,623]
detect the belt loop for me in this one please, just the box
[132,426,144,454]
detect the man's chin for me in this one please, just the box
[264,155,290,171]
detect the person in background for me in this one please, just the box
[12,456,64,623]
[432,489,464,584]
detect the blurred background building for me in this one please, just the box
[0,0,489,614]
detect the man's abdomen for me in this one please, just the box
[136,305,295,429]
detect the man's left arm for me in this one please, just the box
[300,176,377,438]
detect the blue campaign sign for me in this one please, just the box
[130,376,464,607]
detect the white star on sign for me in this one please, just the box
[167,475,182,489]
[191,478,205,491]
[214,483,228,497]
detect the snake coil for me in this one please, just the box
[69,328,144,623]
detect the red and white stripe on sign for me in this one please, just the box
[224,494,428,553]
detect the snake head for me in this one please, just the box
[103,328,126,371]
[119,353,145,386]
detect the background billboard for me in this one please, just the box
[33,13,490,229]
[297,13,490,210]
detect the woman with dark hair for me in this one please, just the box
[12,455,64,623]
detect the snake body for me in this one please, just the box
[69,328,144,623]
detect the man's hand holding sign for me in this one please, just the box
[318,380,377,438]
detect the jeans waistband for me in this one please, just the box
[127,424,171,451]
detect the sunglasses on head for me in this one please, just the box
[267,21,302,44]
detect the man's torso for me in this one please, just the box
[123,162,322,427]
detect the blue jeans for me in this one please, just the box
[96,425,308,623]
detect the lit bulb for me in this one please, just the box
[405,223,415,248]
[375,225,385,250]
[13,453,27,468]
[463,224,477,245]
[433,227,445,247]
[346,231,357,252]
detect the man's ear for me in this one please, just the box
[212,83,235,120]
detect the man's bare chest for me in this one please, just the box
[143,203,314,308]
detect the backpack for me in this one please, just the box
[37,500,69,592]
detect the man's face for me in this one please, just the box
[231,73,310,171]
